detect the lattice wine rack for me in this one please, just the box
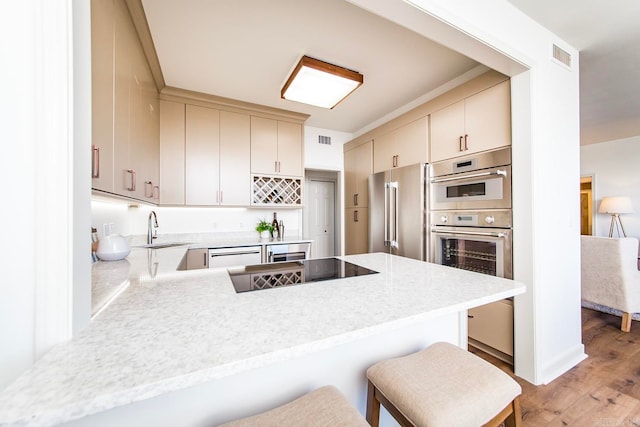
[252,270,304,290]
[252,175,302,205]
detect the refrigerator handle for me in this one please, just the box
[384,182,390,246]
[389,181,399,249]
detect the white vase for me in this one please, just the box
[260,230,271,240]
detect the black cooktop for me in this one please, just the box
[227,257,378,293]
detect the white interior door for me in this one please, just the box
[308,180,335,258]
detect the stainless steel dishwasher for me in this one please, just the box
[208,246,262,269]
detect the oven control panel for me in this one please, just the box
[431,210,512,229]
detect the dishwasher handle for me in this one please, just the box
[210,250,260,257]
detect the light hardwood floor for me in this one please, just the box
[473,308,640,427]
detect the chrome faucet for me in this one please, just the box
[147,211,159,244]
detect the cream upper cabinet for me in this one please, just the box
[344,140,372,208]
[159,100,185,205]
[345,208,368,255]
[219,110,251,206]
[162,103,251,206]
[430,80,511,162]
[185,105,220,205]
[251,116,303,177]
[373,117,428,173]
[92,0,159,203]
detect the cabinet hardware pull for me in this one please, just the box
[354,193,358,206]
[126,169,136,191]
[153,185,159,199]
[220,190,223,203]
[468,315,475,319]
[278,161,281,173]
[144,181,153,198]
[430,169,507,184]
[91,145,100,178]
[464,134,469,150]
[459,136,463,152]
[203,252,207,266]
[354,210,358,222]
[275,161,278,173]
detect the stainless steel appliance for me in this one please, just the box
[209,246,262,269]
[264,242,311,263]
[228,257,378,293]
[368,163,428,261]
[430,147,511,211]
[430,210,512,279]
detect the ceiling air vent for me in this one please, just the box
[318,135,332,145]
[552,44,571,68]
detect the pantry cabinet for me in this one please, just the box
[430,80,511,162]
[344,140,372,208]
[250,116,303,177]
[91,0,159,202]
[372,117,428,174]
[345,208,368,255]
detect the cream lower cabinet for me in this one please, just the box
[468,299,514,361]
[373,117,428,174]
[430,80,511,162]
[250,117,303,177]
[92,0,159,202]
[345,208,368,255]
[344,140,372,209]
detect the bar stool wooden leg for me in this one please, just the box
[503,396,522,427]
[366,380,380,426]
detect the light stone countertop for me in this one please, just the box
[0,252,525,426]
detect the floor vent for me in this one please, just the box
[318,135,331,145]
[552,44,571,68]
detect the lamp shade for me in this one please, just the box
[598,196,634,214]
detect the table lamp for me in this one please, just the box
[599,196,634,237]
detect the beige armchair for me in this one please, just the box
[581,236,640,332]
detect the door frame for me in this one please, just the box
[304,169,340,257]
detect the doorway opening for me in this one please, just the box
[304,170,340,258]
[580,175,594,235]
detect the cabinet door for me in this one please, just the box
[91,0,114,193]
[250,116,278,175]
[372,132,395,174]
[395,117,428,168]
[113,0,135,197]
[345,208,368,255]
[468,299,513,357]
[430,100,465,162]
[159,100,185,205]
[344,148,358,208]
[277,121,303,177]
[354,141,372,207]
[186,249,208,270]
[219,111,250,205]
[186,105,220,205]
[464,81,511,155]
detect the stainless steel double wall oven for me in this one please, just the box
[429,147,512,279]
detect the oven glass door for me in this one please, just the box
[431,165,511,210]
[431,227,511,279]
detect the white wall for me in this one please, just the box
[581,136,640,238]
[350,0,585,384]
[304,126,352,171]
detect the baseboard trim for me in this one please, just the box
[539,343,587,385]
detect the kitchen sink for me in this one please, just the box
[134,242,191,249]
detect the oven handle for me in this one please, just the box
[430,169,507,184]
[431,229,508,239]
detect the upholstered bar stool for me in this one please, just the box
[218,385,368,427]
[366,342,522,427]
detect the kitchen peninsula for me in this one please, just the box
[0,251,524,426]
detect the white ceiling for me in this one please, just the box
[506,0,640,144]
[142,0,640,143]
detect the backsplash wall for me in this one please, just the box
[91,198,303,240]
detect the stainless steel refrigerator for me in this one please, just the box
[368,163,428,261]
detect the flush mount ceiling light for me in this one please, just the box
[281,56,363,109]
